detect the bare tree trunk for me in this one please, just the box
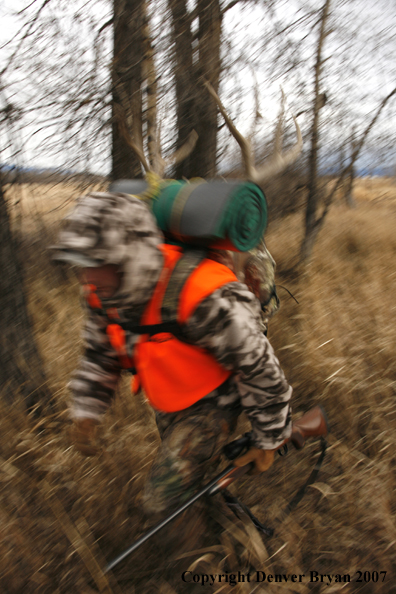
[0,180,51,412]
[168,0,194,179]
[194,0,222,178]
[170,0,222,179]
[142,2,158,171]
[344,165,356,208]
[111,0,145,180]
[301,86,396,262]
[300,0,331,263]
[344,127,356,208]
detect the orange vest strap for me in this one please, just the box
[106,324,134,369]
[83,284,102,309]
[82,285,135,369]
[160,248,207,326]
[106,324,126,354]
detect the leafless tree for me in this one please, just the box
[300,0,396,263]
[0,170,52,410]
[300,0,332,263]
[112,0,146,179]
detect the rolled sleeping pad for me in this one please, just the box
[108,179,149,195]
[151,180,267,252]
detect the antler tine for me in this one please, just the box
[248,71,262,144]
[155,130,198,177]
[114,103,151,173]
[165,130,198,168]
[253,112,302,184]
[204,80,256,180]
[273,87,286,156]
[206,79,302,185]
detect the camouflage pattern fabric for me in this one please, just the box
[243,242,280,331]
[185,282,291,450]
[69,279,291,448]
[140,398,241,564]
[52,191,163,420]
[52,191,164,309]
[141,398,239,515]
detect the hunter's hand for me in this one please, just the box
[234,447,275,475]
[71,418,99,456]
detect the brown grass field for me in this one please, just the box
[1,177,396,593]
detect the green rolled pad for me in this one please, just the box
[151,181,185,233]
[151,180,267,252]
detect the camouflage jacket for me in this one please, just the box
[71,278,292,450]
[54,191,292,450]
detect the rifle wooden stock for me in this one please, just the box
[219,406,329,488]
[287,405,329,450]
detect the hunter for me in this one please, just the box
[53,189,292,554]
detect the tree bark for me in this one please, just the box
[344,164,356,208]
[300,0,331,263]
[0,180,51,411]
[194,0,222,178]
[168,0,195,178]
[111,0,145,180]
[344,128,356,208]
[170,0,222,179]
[142,3,158,171]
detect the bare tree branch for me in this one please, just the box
[222,0,243,15]
[1,0,54,77]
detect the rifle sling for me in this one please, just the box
[221,489,274,537]
[222,437,328,538]
[281,436,328,518]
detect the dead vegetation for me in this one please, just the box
[1,178,396,593]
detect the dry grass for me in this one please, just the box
[1,179,396,593]
[353,177,396,203]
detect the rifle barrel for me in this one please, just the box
[105,463,248,572]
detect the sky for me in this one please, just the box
[0,0,395,176]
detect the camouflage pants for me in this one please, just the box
[141,398,239,553]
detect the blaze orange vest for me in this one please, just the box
[133,244,237,412]
[84,245,238,413]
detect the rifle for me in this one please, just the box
[105,405,329,573]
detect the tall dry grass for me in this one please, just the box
[1,180,396,593]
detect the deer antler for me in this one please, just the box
[247,70,262,144]
[114,103,151,173]
[115,103,198,178]
[204,81,255,180]
[162,130,199,173]
[204,81,302,184]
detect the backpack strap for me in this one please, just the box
[161,248,207,325]
[120,248,207,340]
